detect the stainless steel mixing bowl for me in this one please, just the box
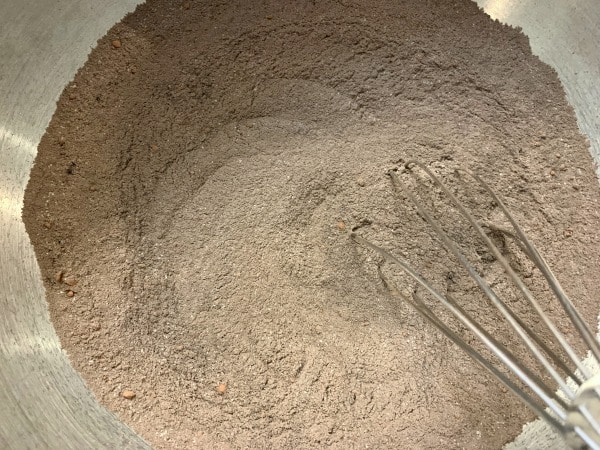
[1,1,598,448]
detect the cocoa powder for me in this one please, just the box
[23,0,600,448]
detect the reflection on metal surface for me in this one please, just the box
[0,0,598,448]
[0,127,35,218]
[477,0,600,174]
[478,0,515,22]
[0,1,150,448]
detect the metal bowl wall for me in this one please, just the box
[1,1,598,448]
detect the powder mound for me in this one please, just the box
[23,0,600,449]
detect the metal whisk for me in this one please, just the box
[351,161,600,449]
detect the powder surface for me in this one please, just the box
[23,0,600,448]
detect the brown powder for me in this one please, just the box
[23,0,600,448]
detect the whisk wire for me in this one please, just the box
[377,268,567,434]
[460,168,600,367]
[388,165,576,399]
[350,232,569,421]
[404,162,591,382]
[351,163,600,448]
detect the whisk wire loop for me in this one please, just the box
[351,162,600,449]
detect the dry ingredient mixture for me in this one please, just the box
[23,0,600,448]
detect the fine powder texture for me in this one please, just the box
[23,0,600,448]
